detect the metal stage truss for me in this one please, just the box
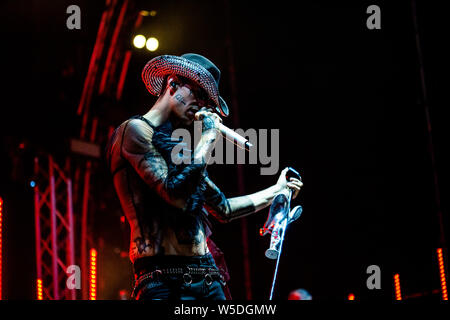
[33,156,76,300]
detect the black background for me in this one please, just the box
[1,0,449,301]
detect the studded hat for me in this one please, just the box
[141,53,229,117]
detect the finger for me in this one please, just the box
[208,112,222,123]
[286,185,300,199]
[195,110,214,120]
[289,178,303,185]
[287,183,301,191]
[194,110,207,120]
[197,110,217,118]
[288,181,303,188]
[288,182,301,194]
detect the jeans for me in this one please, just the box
[133,253,226,300]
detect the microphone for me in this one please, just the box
[218,123,253,151]
[196,112,252,151]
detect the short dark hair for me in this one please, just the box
[158,75,170,97]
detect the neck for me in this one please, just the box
[143,96,171,127]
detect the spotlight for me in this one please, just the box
[133,35,146,49]
[140,10,157,17]
[146,37,159,52]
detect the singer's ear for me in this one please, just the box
[167,75,179,94]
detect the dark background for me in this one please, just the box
[0,0,449,300]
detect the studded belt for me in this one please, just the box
[132,266,225,297]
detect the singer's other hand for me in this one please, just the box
[276,167,303,199]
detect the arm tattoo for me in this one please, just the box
[122,120,205,202]
[203,176,256,223]
[227,197,256,220]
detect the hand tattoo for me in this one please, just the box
[202,116,216,132]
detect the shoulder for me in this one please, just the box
[122,118,155,152]
[126,118,154,135]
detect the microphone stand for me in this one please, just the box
[268,189,293,300]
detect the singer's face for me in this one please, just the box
[171,78,212,126]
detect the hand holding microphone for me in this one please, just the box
[195,107,252,151]
[195,107,222,134]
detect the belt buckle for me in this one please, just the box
[153,269,163,280]
[204,273,213,286]
[183,273,193,285]
[183,267,193,285]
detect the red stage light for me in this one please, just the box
[37,278,43,300]
[394,274,402,300]
[0,197,2,300]
[437,248,448,300]
[89,248,97,300]
[348,293,355,300]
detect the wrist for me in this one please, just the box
[193,134,217,164]
[272,183,284,195]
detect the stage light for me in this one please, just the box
[437,248,448,300]
[140,10,157,17]
[133,35,146,49]
[0,197,2,300]
[394,273,402,300]
[348,293,355,300]
[37,278,43,300]
[146,37,159,52]
[30,181,36,188]
[89,248,97,300]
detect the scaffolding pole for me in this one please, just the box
[33,156,76,300]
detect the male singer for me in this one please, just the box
[106,53,302,300]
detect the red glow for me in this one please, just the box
[437,248,448,300]
[37,278,43,300]
[394,274,402,300]
[89,248,97,300]
[348,293,355,300]
[117,50,132,100]
[0,197,2,300]
[120,216,125,224]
